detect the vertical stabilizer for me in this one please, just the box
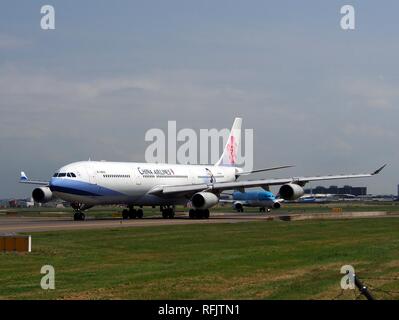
[215,117,242,166]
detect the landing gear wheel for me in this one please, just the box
[162,208,175,219]
[74,211,85,221]
[203,209,210,219]
[128,209,137,219]
[122,209,129,220]
[136,209,144,219]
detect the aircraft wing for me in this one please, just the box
[149,164,386,196]
[19,171,49,186]
[236,165,295,176]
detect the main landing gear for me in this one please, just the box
[259,207,271,213]
[189,209,210,219]
[122,206,144,219]
[161,206,175,219]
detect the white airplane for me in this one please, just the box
[20,118,386,221]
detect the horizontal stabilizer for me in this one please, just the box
[19,171,48,185]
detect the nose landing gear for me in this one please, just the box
[235,204,244,212]
[73,211,86,221]
[71,203,92,221]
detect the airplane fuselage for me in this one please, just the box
[230,190,282,210]
[50,161,237,206]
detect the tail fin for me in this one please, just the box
[20,171,28,182]
[215,117,242,166]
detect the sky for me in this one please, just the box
[0,0,398,198]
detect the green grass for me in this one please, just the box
[1,217,399,300]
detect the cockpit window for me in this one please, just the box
[58,173,66,177]
[67,173,71,177]
[53,173,59,177]
[70,173,76,177]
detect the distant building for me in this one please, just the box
[9,199,18,208]
[8,198,35,208]
[304,185,367,196]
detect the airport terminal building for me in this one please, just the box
[304,185,367,196]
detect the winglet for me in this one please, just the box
[372,164,387,175]
[20,171,28,182]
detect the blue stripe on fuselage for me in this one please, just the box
[49,178,124,197]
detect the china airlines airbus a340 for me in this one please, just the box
[20,118,386,221]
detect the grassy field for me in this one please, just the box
[1,217,399,300]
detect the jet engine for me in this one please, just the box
[278,183,304,201]
[191,192,219,210]
[32,187,53,203]
[272,201,281,209]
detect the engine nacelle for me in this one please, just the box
[191,192,219,210]
[32,187,53,203]
[279,184,304,201]
[273,201,281,209]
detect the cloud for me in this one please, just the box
[341,78,399,110]
[0,34,31,49]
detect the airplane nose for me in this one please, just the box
[49,177,61,190]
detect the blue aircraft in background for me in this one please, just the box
[220,190,283,212]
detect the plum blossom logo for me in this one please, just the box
[227,136,237,164]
